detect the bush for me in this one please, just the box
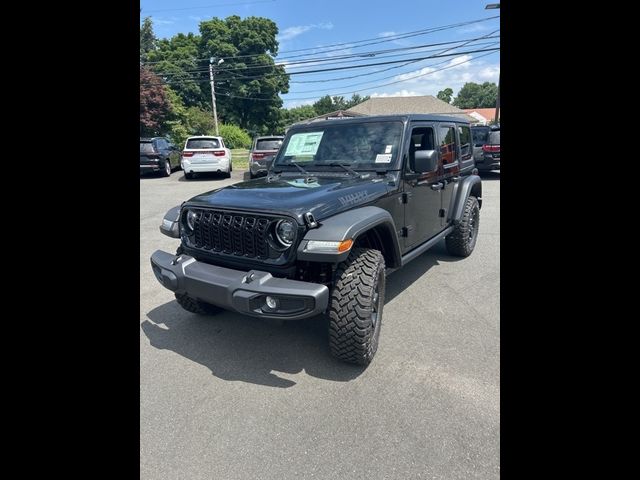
[218,123,252,149]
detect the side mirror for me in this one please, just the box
[414,150,438,173]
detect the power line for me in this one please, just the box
[147,34,499,77]
[140,15,499,65]
[141,47,499,88]
[141,48,499,102]
[214,50,499,102]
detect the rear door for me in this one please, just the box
[140,139,158,166]
[457,124,474,176]
[252,137,283,168]
[184,137,223,164]
[402,123,443,249]
[471,126,490,163]
[438,124,462,225]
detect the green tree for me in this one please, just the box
[437,88,453,104]
[453,82,498,109]
[140,67,170,136]
[147,33,204,108]
[140,17,156,63]
[313,94,368,115]
[199,16,289,131]
[345,93,368,109]
[218,123,252,149]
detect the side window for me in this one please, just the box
[220,139,225,149]
[438,126,457,166]
[157,139,168,150]
[407,126,435,172]
[458,126,472,160]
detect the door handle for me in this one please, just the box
[430,182,444,191]
[451,176,460,182]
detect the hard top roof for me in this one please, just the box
[288,114,472,130]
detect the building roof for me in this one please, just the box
[346,95,475,121]
[462,108,500,121]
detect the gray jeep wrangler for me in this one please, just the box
[151,115,481,365]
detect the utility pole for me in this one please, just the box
[494,73,500,124]
[209,57,224,136]
[485,3,500,124]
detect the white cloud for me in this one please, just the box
[284,98,318,109]
[188,16,202,22]
[457,24,489,34]
[394,54,473,83]
[278,22,334,42]
[154,18,175,25]
[478,65,500,81]
[371,89,421,98]
[365,58,500,99]
[377,30,411,46]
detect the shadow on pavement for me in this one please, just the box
[142,240,462,388]
[177,172,232,182]
[142,304,365,388]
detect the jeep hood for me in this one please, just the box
[184,174,394,222]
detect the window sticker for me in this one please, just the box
[385,145,393,154]
[375,154,392,163]
[284,132,324,156]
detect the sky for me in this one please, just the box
[140,0,500,108]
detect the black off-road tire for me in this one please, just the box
[175,292,223,316]
[445,195,480,257]
[328,248,386,365]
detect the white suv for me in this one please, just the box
[181,136,232,179]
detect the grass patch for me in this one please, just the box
[231,149,249,169]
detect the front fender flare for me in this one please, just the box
[159,205,182,238]
[297,206,401,265]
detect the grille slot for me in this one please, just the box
[188,209,281,259]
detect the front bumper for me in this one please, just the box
[150,250,329,320]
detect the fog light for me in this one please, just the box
[265,296,279,309]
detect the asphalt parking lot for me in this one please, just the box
[140,168,500,480]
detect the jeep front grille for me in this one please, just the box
[189,209,274,259]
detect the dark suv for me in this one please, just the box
[151,115,482,365]
[140,137,181,177]
[249,136,284,179]
[471,125,500,172]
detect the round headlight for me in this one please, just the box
[275,219,296,246]
[186,210,198,232]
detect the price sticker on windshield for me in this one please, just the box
[284,132,324,156]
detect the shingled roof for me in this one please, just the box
[346,95,476,122]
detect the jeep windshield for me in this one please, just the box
[274,121,404,171]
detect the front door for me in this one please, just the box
[402,123,443,250]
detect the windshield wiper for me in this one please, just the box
[328,162,359,177]
[288,160,310,176]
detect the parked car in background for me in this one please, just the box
[470,125,500,172]
[140,137,181,177]
[181,136,232,179]
[249,136,284,179]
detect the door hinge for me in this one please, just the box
[401,192,412,204]
[401,226,414,237]
[439,209,446,218]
